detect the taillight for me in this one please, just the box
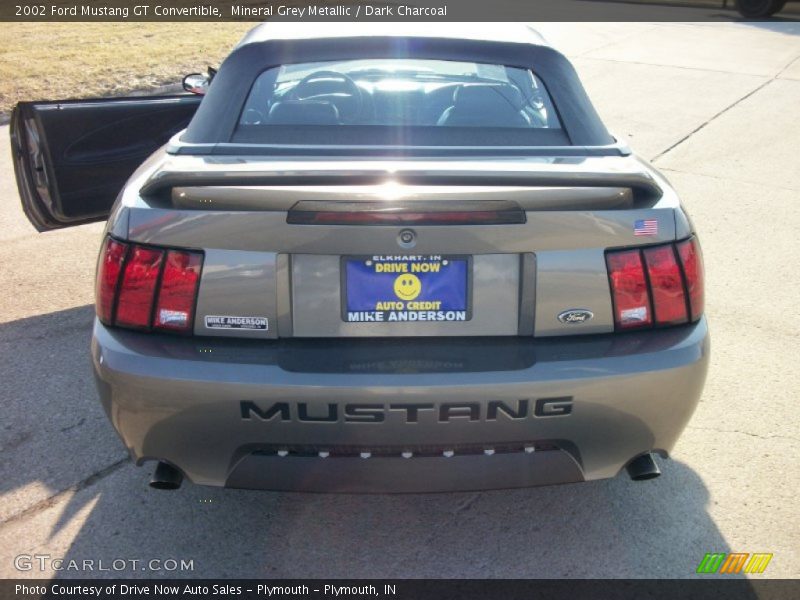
[96,238,129,324]
[643,245,688,326]
[676,238,705,322]
[606,249,652,329]
[116,246,165,328]
[95,237,203,334]
[154,250,202,332]
[607,237,704,331]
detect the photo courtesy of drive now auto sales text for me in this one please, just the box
[1,0,799,597]
[16,583,388,597]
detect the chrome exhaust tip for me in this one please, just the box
[149,461,184,490]
[626,453,661,481]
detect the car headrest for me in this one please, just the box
[453,85,524,110]
[268,101,340,125]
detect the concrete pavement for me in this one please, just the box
[0,22,798,578]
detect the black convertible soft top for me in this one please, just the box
[181,28,615,149]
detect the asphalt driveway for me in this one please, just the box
[0,22,798,579]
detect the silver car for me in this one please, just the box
[10,25,709,493]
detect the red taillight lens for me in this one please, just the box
[96,237,204,333]
[607,237,704,331]
[677,237,704,322]
[606,249,652,329]
[96,238,129,324]
[606,250,653,329]
[154,250,202,332]
[643,245,688,326]
[115,246,165,328]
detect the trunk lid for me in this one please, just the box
[116,155,680,339]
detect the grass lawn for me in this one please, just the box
[0,23,253,115]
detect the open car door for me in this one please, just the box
[10,95,202,232]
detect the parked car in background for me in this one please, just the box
[736,0,791,17]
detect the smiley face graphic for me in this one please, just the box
[394,273,422,301]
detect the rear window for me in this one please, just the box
[233,58,568,147]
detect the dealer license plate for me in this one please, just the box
[343,255,471,323]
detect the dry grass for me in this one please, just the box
[0,23,252,115]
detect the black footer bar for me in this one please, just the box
[3,579,800,600]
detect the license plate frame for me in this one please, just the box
[341,255,473,324]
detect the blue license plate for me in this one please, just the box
[343,256,470,323]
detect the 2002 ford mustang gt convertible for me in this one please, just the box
[10,24,708,492]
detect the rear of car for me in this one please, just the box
[11,25,709,492]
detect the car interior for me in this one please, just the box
[238,59,562,130]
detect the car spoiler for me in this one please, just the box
[139,159,664,203]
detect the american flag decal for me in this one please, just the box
[634,219,658,236]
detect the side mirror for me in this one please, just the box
[182,73,209,95]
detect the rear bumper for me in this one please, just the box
[92,319,709,492]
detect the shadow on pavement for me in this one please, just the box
[739,20,800,35]
[51,459,754,580]
[0,305,127,523]
[0,306,753,583]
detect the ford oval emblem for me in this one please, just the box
[558,309,594,324]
